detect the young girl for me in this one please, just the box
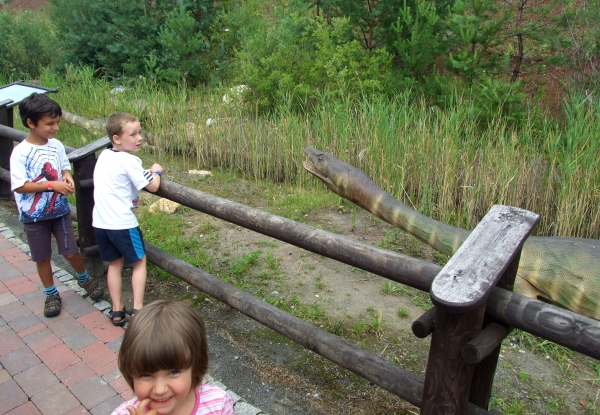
[112,300,234,415]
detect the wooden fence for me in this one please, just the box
[1,118,599,415]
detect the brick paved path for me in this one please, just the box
[0,224,264,415]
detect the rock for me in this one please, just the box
[148,198,180,214]
[188,169,212,177]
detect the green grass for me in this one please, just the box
[23,64,600,242]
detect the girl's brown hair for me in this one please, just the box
[118,300,209,389]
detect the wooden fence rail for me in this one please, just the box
[2,121,600,414]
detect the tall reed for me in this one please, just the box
[33,69,599,239]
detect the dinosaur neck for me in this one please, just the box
[368,193,470,256]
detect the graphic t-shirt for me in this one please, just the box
[111,384,234,415]
[10,139,71,223]
[92,148,153,229]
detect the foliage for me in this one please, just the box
[48,0,218,85]
[234,11,392,111]
[0,10,58,80]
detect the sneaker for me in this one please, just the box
[44,294,62,317]
[78,277,104,301]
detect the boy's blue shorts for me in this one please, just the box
[94,227,146,264]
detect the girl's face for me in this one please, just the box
[132,368,196,415]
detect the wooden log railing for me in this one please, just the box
[3,124,600,415]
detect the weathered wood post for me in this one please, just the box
[420,205,539,414]
[0,99,14,199]
[66,137,110,278]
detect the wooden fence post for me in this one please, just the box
[420,205,539,414]
[0,100,13,199]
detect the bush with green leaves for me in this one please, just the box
[0,10,58,80]
[234,10,393,112]
[49,0,218,85]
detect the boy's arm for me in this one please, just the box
[14,180,75,195]
[144,163,163,193]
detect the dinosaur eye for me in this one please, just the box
[318,156,322,161]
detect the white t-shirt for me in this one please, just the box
[111,384,234,415]
[10,139,72,223]
[92,148,153,229]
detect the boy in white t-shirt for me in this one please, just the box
[92,112,163,326]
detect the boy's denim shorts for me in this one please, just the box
[94,227,146,264]
[24,214,79,263]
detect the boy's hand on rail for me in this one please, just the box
[150,163,163,174]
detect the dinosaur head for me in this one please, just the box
[302,146,379,210]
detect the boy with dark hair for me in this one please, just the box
[10,93,104,317]
[93,111,163,326]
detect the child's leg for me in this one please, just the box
[107,257,126,320]
[55,215,104,300]
[36,256,55,289]
[131,255,147,312]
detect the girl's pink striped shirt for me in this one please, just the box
[111,384,234,415]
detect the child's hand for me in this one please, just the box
[52,180,75,195]
[150,163,163,174]
[62,171,75,187]
[126,399,157,415]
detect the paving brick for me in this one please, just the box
[0,292,18,307]
[55,360,95,387]
[14,260,37,274]
[10,280,38,297]
[38,343,81,372]
[0,379,28,413]
[27,332,62,354]
[4,401,42,415]
[5,251,30,265]
[69,374,117,410]
[94,358,119,377]
[64,406,89,415]
[90,394,125,415]
[13,362,59,396]
[62,328,99,351]
[62,294,94,315]
[0,368,10,384]
[106,335,123,353]
[101,368,123,384]
[109,376,130,395]
[120,388,135,401]
[4,276,29,288]
[76,341,117,373]
[0,324,10,335]
[0,266,22,282]
[9,313,42,333]
[0,303,30,323]
[0,282,7,294]
[91,322,125,344]
[17,322,46,338]
[70,304,98,319]
[24,272,40,283]
[46,314,84,338]
[0,330,25,355]
[22,327,52,345]
[0,345,41,376]
[77,310,108,330]
[31,382,81,415]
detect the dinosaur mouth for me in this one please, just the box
[302,159,331,184]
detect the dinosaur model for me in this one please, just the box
[303,146,600,321]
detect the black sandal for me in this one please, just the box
[130,308,140,320]
[109,308,127,326]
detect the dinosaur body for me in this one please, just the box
[303,146,600,321]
